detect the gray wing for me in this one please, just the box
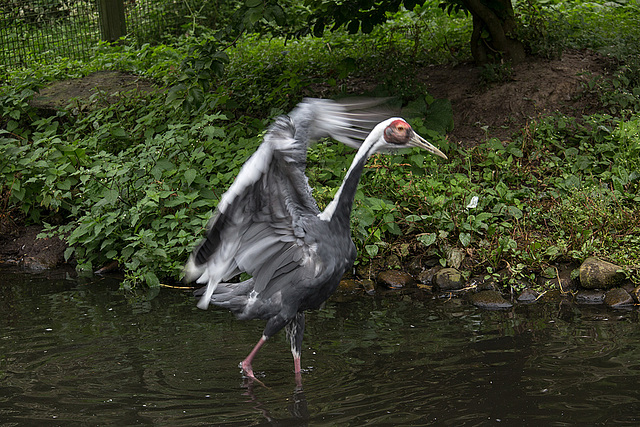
[288,97,397,149]
[184,98,390,309]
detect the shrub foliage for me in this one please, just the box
[1,1,639,289]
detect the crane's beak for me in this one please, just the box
[409,132,448,159]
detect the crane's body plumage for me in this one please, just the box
[185,98,446,383]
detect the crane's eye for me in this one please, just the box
[396,125,405,132]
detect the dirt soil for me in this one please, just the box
[29,70,159,113]
[0,223,67,270]
[1,50,612,269]
[421,50,610,146]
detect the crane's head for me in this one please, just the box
[371,118,447,159]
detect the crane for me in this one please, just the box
[184,98,447,384]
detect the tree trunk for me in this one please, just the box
[463,0,526,64]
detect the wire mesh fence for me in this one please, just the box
[0,0,171,68]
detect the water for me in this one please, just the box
[2,267,640,425]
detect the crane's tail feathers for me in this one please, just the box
[183,255,204,283]
[188,239,239,310]
[193,278,256,316]
[196,277,220,310]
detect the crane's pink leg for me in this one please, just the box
[242,335,267,378]
[293,355,301,374]
[293,354,302,388]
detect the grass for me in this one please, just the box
[0,0,639,290]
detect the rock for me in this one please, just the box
[407,256,423,276]
[517,288,539,303]
[338,279,361,292]
[333,280,363,303]
[362,279,376,295]
[622,281,636,294]
[575,290,606,304]
[417,266,440,285]
[579,257,625,289]
[470,290,513,310]
[434,268,465,291]
[604,288,633,308]
[377,270,415,289]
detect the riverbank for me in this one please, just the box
[1,31,638,290]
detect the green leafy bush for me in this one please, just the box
[1,1,639,290]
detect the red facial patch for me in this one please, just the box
[390,119,410,130]
[384,120,412,144]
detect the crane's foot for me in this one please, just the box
[239,360,267,388]
[240,360,255,379]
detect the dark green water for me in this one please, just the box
[1,267,640,425]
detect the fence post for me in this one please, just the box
[99,0,127,42]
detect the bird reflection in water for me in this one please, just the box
[242,378,309,424]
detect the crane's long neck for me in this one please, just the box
[318,139,377,228]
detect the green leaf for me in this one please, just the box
[418,233,437,247]
[57,179,72,191]
[184,168,197,186]
[267,4,285,25]
[121,246,135,260]
[506,206,523,219]
[111,126,127,138]
[203,126,225,139]
[365,244,379,257]
[64,247,75,261]
[387,221,401,235]
[244,6,264,25]
[144,271,160,287]
[459,232,471,247]
[105,189,119,204]
[105,250,117,259]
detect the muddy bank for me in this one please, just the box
[338,256,638,311]
[2,222,636,313]
[0,223,67,270]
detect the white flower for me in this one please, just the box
[466,196,479,210]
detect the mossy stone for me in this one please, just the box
[579,257,625,289]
